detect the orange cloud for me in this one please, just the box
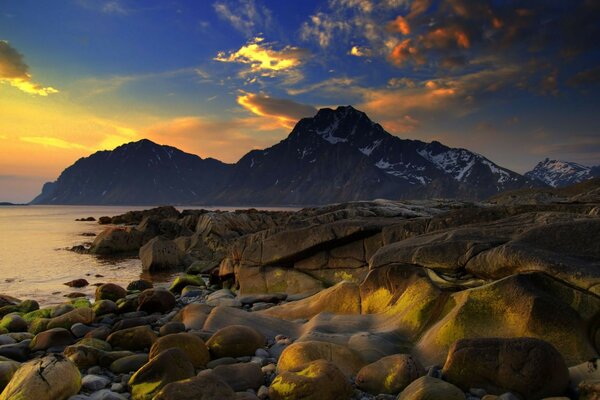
[214,37,308,83]
[389,39,424,65]
[425,27,471,49]
[0,40,58,96]
[388,16,410,35]
[237,92,316,129]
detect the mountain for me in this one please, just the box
[215,106,539,204]
[32,106,542,205]
[525,158,600,188]
[31,139,231,205]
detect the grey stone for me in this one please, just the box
[82,374,111,391]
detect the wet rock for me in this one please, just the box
[206,325,266,358]
[128,347,195,400]
[81,374,111,391]
[0,314,28,333]
[149,332,210,368]
[0,341,29,361]
[159,321,185,336]
[356,354,425,394]
[127,279,153,292]
[269,360,352,400]
[64,279,89,288]
[0,354,81,400]
[442,337,569,400]
[92,300,118,316]
[47,307,95,330]
[169,274,205,294]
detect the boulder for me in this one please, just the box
[175,303,212,330]
[206,325,265,358]
[0,314,28,333]
[95,283,127,302]
[46,307,94,330]
[30,328,75,351]
[212,362,264,391]
[149,333,210,368]
[139,236,182,272]
[277,340,365,377]
[128,347,195,400]
[92,299,118,316]
[107,325,157,351]
[269,360,352,400]
[397,376,465,400]
[237,266,323,295]
[137,288,176,314]
[355,354,425,394]
[152,369,236,400]
[0,354,81,400]
[127,279,153,292]
[442,337,569,399]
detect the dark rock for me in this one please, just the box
[213,362,264,391]
[64,279,89,288]
[137,288,176,314]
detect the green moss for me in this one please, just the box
[22,308,52,323]
[270,375,298,397]
[69,298,91,308]
[28,318,50,334]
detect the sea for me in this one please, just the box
[0,205,293,306]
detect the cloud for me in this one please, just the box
[214,37,308,83]
[568,66,600,87]
[213,0,272,37]
[0,40,58,96]
[348,45,372,57]
[146,115,287,163]
[237,92,317,128]
[300,12,352,48]
[102,1,128,15]
[286,77,356,96]
[19,136,89,150]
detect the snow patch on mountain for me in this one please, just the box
[525,158,597,187]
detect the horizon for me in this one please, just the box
[1,0,599,202]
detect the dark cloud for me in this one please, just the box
[0,40,28,79]
[568,66,600,87]
[237,92,317,125]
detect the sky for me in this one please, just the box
[0,0,599,202]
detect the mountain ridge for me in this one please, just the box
[32,105,544,205]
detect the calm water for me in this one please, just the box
[0,205,294,306]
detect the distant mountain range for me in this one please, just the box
[524,158,600,188]
[33,106,545,205]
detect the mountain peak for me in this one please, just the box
[525,158,598,187]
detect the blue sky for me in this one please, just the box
[0,0,599,201]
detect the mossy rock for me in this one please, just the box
[92,300,117,316]
[398,376,465,400]
[28,318,50,335]
[356,354,425,394]
[47,307,94,330]
[77,338,112,351]
[278,340,365,377]
[95,283,127,302]
[23,308,52,324]
[206,325,265,359]
[149,333,209,368]
[0,314,28,333]
[169,274,206,294]
[0,360,20,392]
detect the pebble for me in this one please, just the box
[255,348,270,358]
[0,334,16,345]
[470,388,487,397]
[89,389,128,400]
[257,385,269,400]
[88,366,103,375]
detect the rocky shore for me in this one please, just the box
[1,179,600,399]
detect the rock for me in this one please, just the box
[0,314,28,332]
[139,236,182,272]
[175,303,212,330]
[107,325,157,351]
[206,325,266,358]
[47,307,95,330]
[128,347,195,400]
[30,328,75,351]
[442,338,569,400]
[0,342,29,362]
[89,389,128,400]
[95,284,127,302]
[82,374,111,391]
[159,321,186,336]
[90,227,144,255]
[569,359,600,388]
[137,288,176,314]
[397,376,465,400]
[92,300,118,316]
[212,362,264,391]
[52,304,75,318]
[169,274,205,294]
[109,353,149,374]
[0,354,81,400]
[269,360,352,400]
[63,345,106,368]
[203,306,300,339]
[78,337,112,351]
[579,380,600,399]
[355,354,425,394]
[237,293,287,305]
[71,323,94,338]
[149,333,210,368]
[152,369,236,400]
[237,266,323,295]
[64,279,89,288]
[261,281,361,320]
[127,280,153,292]
[206,289,241,307]
[278,340,365,377]
[0,360,20,391]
